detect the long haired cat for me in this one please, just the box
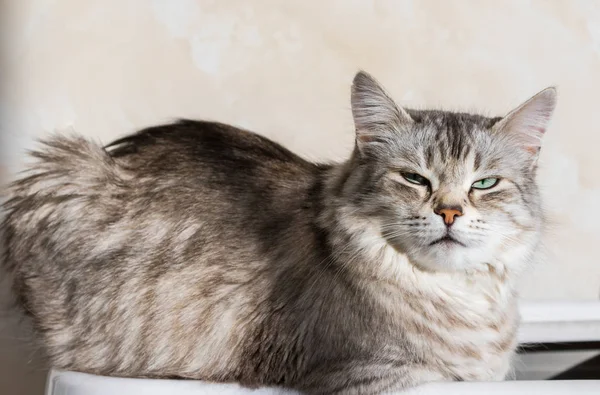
[2,72,556,394]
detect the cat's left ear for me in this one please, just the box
[492,87,557,155]
[351,71,413,152]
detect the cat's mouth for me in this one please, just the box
[430,235,466,247]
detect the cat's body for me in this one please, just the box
[2,72,556,394]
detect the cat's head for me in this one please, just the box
[342,71,556,273]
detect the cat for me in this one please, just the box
[2,71,556,394]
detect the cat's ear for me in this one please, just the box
[492,87,557,154]
[351,71,413,148]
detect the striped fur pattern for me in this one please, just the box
[1,72,556,394]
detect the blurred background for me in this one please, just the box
[1,1,600,393]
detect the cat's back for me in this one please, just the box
[99,120,327,233]
[107,119,319,187]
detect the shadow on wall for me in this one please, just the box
[0,1,48,393]
[0,271,48,394]
[0,318,47,395]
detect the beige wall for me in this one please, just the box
[1,1,600,393]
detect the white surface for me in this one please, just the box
[521,301,600,323]
[518,301,600,343]
[46,370,600,395]
[46,370,296,395]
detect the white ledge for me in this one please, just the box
[518,300,600,343]
[520,301,600,323]
[46,370,600,395]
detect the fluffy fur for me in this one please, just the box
[1,72,556,394]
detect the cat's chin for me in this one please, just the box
[405,243,491,274]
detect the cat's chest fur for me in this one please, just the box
[358,241,519,382]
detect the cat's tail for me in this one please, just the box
[3,133,130,203]
[1,134,130,274]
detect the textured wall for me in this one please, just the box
[1,1,600,392]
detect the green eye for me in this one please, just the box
[471,178,499,190]
[402,172,429,186]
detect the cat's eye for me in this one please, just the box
[402,172,429,186]
[471,178,499,190]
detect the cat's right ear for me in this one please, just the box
[492,87,557,155]
[351,71,413,151]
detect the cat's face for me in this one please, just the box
[346,72,556,273]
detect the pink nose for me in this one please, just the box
[434,207,463,226]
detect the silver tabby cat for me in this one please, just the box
[2,72,556,394]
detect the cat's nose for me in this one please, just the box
[434,206,463,226]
